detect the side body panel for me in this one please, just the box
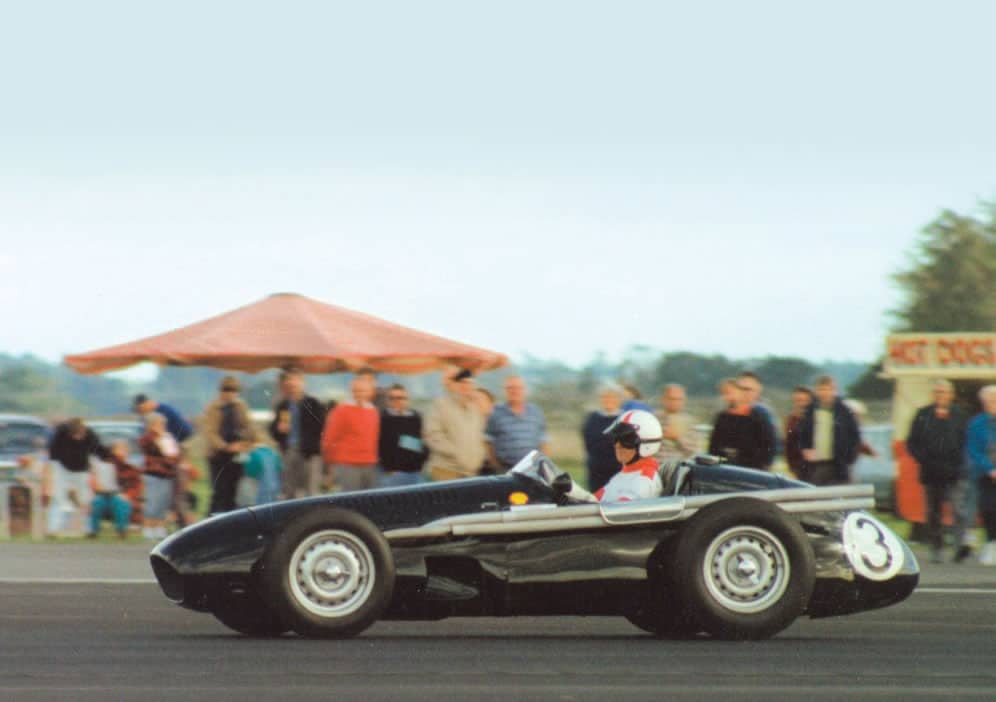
[151,462,917,621]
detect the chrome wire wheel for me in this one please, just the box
[288,529,376,618]
[702,526,790,614]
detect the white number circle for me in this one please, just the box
[842,513,904,581]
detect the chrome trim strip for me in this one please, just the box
[682,485,872,507]
[776,498,875,513]
[452,517,609,536]
[383,485,876,541]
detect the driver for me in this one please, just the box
[592,410,663,502]
[542,409,663,504]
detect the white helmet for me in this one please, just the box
[604,409,663,461]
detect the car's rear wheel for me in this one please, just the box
[626,542,700,638]
[671,498,814,640]
[625,604,699,638]
[260,509,395,638]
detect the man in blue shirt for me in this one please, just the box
[485,375,549,471]
[967,385,996,566]
[133,394,193,443]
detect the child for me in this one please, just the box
[242,441,284,505]
[88,440,140,538]
[139,413,180,539]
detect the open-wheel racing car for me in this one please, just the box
[150,451,918,640]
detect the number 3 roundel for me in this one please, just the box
[841,513,905,581]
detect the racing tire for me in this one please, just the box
[211,594,290,637]
[626,541,701,639]
[260,509,396,638]
[671,498,815,641]
[625,606,699,639]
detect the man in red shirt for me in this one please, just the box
[321,370,380,492]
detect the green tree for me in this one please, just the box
[848,361,893,400]
[652,352,740,397]
[0,364,82,414]
[751,356,819,390]
[853,205,994,399]
[891,206,996,332]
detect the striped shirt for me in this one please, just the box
[485,403,549,468]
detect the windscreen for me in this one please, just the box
[508,450,567,489]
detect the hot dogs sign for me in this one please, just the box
[885,333,996,377]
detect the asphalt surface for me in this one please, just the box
[1,544,994,702]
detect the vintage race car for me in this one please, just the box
[150,451,919,640]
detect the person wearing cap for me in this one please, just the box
[424,368,486,481]
[132,394,193,444]
[201,375,257,514]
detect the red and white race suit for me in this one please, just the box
[594,456,661,502]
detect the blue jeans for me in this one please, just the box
[257,463,282,505]
[90,493,132,534]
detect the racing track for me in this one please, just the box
[1,578,994,701]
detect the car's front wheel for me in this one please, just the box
[260,509,396,638]
[671,498,815,640]
[211,593,290,637]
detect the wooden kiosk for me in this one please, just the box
[884,332,995,524]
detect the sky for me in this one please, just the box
[1,1,993,375]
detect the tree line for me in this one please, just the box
[2,203,992,419]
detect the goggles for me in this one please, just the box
[607,422,641,449]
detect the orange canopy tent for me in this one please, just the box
[64,293,508,375]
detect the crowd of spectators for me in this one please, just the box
[28,365,996,565]
[907,382,996,564]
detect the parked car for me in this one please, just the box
[0,414,51,480]
[151,451,918,641]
